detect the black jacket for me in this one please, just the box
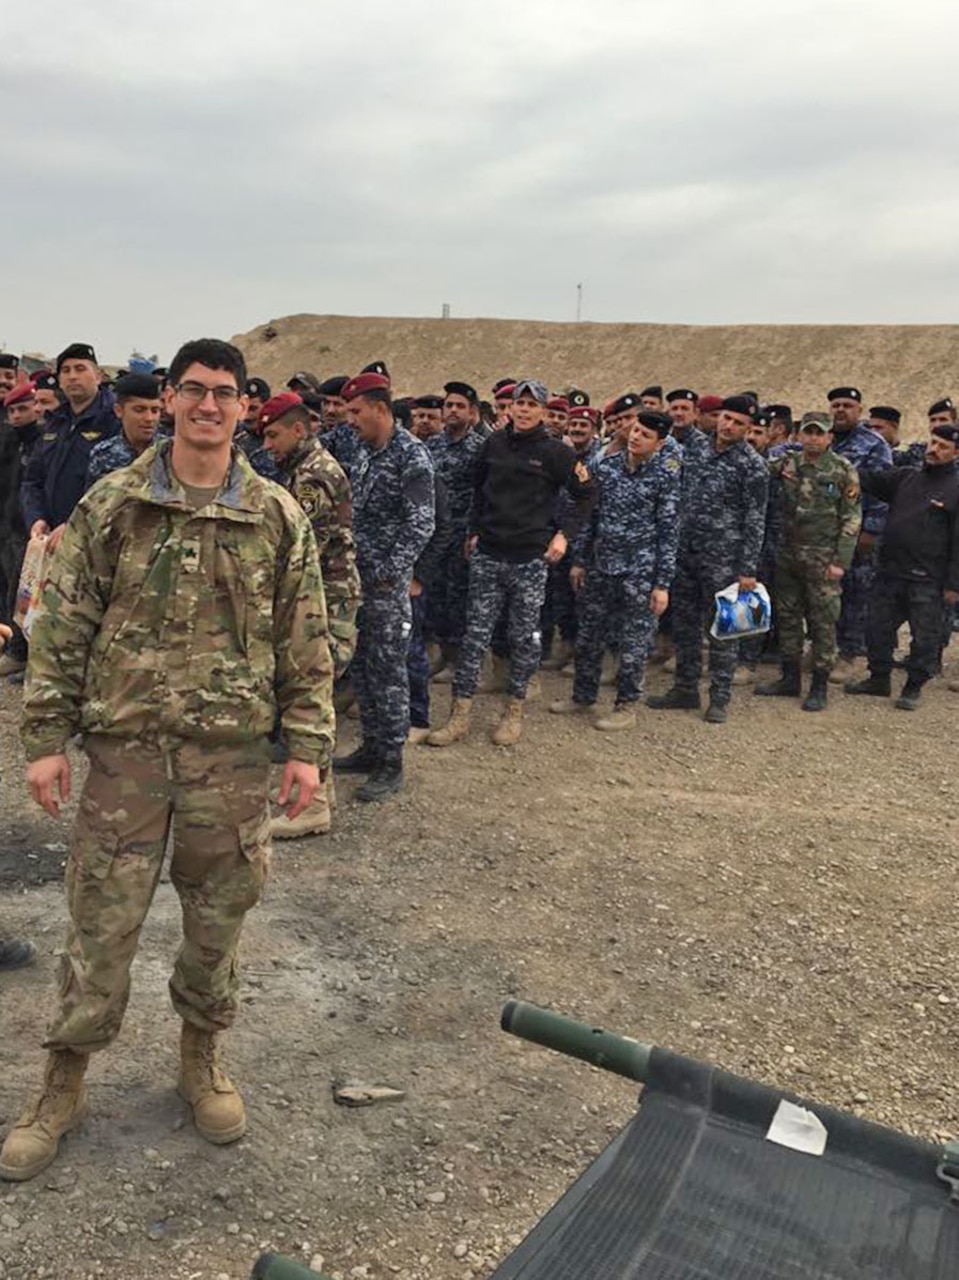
[0,421,40,541]
[21,387,117,529]
[469,424,594,562]
[415,470,452,588]
[861,464,959,590]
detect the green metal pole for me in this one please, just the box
[251,1254,332,1280]
[500,1001,652,1083]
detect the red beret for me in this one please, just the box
[547,397,569,413]
[602,399,618,421]
[568,404,597,425]
[257,391,304,430]
[494,382,516,399]
[3,381,36,410]
[697,395,723,414]
[341,372,391,402]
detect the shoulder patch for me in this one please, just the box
[80,431,103,441]
[664,456,681,473]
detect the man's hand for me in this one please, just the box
[0,622,11,652]
[410,578,423,598]
[464,534,478,559]
[29,520,50,540]
[945,589,959,606]
[276,760,321,820]
[826,563,845,582]
[46,524,66,553]
[27,755,71,820]
[738,576,757,592]
[570,565,586,592]
[650,588,669,617]
[544,531,568,564]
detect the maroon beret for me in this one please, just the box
[547,397,569,413]
[568,404,597,425]
[697,394,724,414]
[3,381,36,409]
[341,372,391,402]
[257,391,304,430]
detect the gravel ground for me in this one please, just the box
[2,656,959,1280]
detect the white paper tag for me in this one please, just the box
[765,1099,828,1157]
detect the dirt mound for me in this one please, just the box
[232,314,959,439]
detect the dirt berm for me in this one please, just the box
[233,315,959,437]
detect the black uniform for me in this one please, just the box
[21,387,117,530]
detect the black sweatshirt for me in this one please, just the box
[469,424,594,562]
[861,463,959,590]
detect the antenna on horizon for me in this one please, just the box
[575,283,583,323]
[441,302,451,320]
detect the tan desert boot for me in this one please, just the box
[0,1048,89,1181]
[478,654,509,694]
[548,697,593,716]
[270,787,332,839]
[525,672,543,700]
[541,638,574,670]
[491,698,525,745]
[426,697,472,747]
[594,705,638,732]
[178,1023,246,1145]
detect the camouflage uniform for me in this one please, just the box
[426,428,484,647]
[352,428,435,757]
[572,448,681,705]
[233,425,281,482]
[671,439,769,706]
[542,440,602,655]
[85,432,140,488]
[767,449,862,672]
[324,419,362,479]
[22,439,333,1052]
[279,436,360,677]
[831,423,891,658]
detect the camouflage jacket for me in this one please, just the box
[575,447,681,587]
[233,425,281,482]
[831,422,891,536]
[352,427,435,586]
[679,438,769,576]
[323,420,362,479]
[280,436,361,677]
[85,432,140,489]
[427,428,485,528]
[767,448,862,568]
[22,439,334,767]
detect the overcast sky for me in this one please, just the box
[3,0,958,363]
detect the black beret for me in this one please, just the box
[638,411,672,437]
[318,375,350,397]
[245,376,271,399]
[33,371,59,392]
[827,386,861,402]
[56,342,97,372]
[666,388,698,404]
[752,409,772,429]
[114,373,160,400]
[928,398,955,416]
[362,361,390,381]
[640,385,663,399]
[0,353,19,370]
[413,394,444,410]
[765,403,792,423]
[932,424,959,445]
[608,392,643,417]
[492,377,518,394]
[869,405,901,424]
[568,388,590,407]
[301,392,325,413]
[443,381,478,404]
[721,395,757,421]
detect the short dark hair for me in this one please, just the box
[355,388,393,412]
[277,405,311,430]
[115,373,160,403]
[169,338,247,389]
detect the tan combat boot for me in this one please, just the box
[491,698,525,745]
[270,786,332,839]
[526,672,543,700]
[426,697,472,747]
[0,1048,89,1181]
[478,654,509,694]
[541,638,574,671]
[600,652,619,685]
[548,697,594,717]
[594,704,638,732]
[178,1023,246,1145]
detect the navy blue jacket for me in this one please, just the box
[21,387,118,529]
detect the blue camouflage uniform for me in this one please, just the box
[831,422,892,658]
[671,438,769,706]
[85,433,140,488]
[541,439,603,656]
[426,428,485,648]
[352,427,435,758]
[324,420,363,479]
[893,441,926,469]
[572,447,681,706]
[233,425,281,482]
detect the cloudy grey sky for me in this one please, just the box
[3,0,958,363]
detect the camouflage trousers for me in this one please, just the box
[775,549,842,673]
[427,535,471,647]
[453,551,548,700]
[326,585,360,681]
[540,552,578,653]
[672,557,739,705]
[45,736,271,1054]
[353,580,413,754]
[573,572,654,706]
[836,547,876,659]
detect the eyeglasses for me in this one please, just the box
[175,381,240,404]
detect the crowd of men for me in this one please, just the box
[1,337,958,1181]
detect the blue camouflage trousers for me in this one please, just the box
[541,552,578,652]
[573,572,655,706]
[836,548,876,659]
[454,551,548,699]
[353,580,413,755]
[428,535,471,647]
[672,556,740,705]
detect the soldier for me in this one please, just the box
[407,471,452,742]
[0,620,38,967]
[31,371,62,422]
[928,397,957,428]
[697,394,724,437]
[666,388,699,441]
[0,338,333,1182]
[428,381,486,682]
[0,352,18,401]
[868,405,902,450]
[21,343,118,552]
[427,379,593,748]
[492,378,518,427]
[242,377,271,426]
[766,404,793,451]
[640,385,664,412]
[826,386,892,682]
[0,384,42,679]
[546,396,569,439]
[332,372,435,800]
[755,413,862,710]
[411,394,445,442]
[260,391,361,833]
[85,373,162,487]
[846,424,959,710]
[648,396,769,724]
[550,411,679,729]
[321,376,363,477]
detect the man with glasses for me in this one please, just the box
[1,338,333,1181]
